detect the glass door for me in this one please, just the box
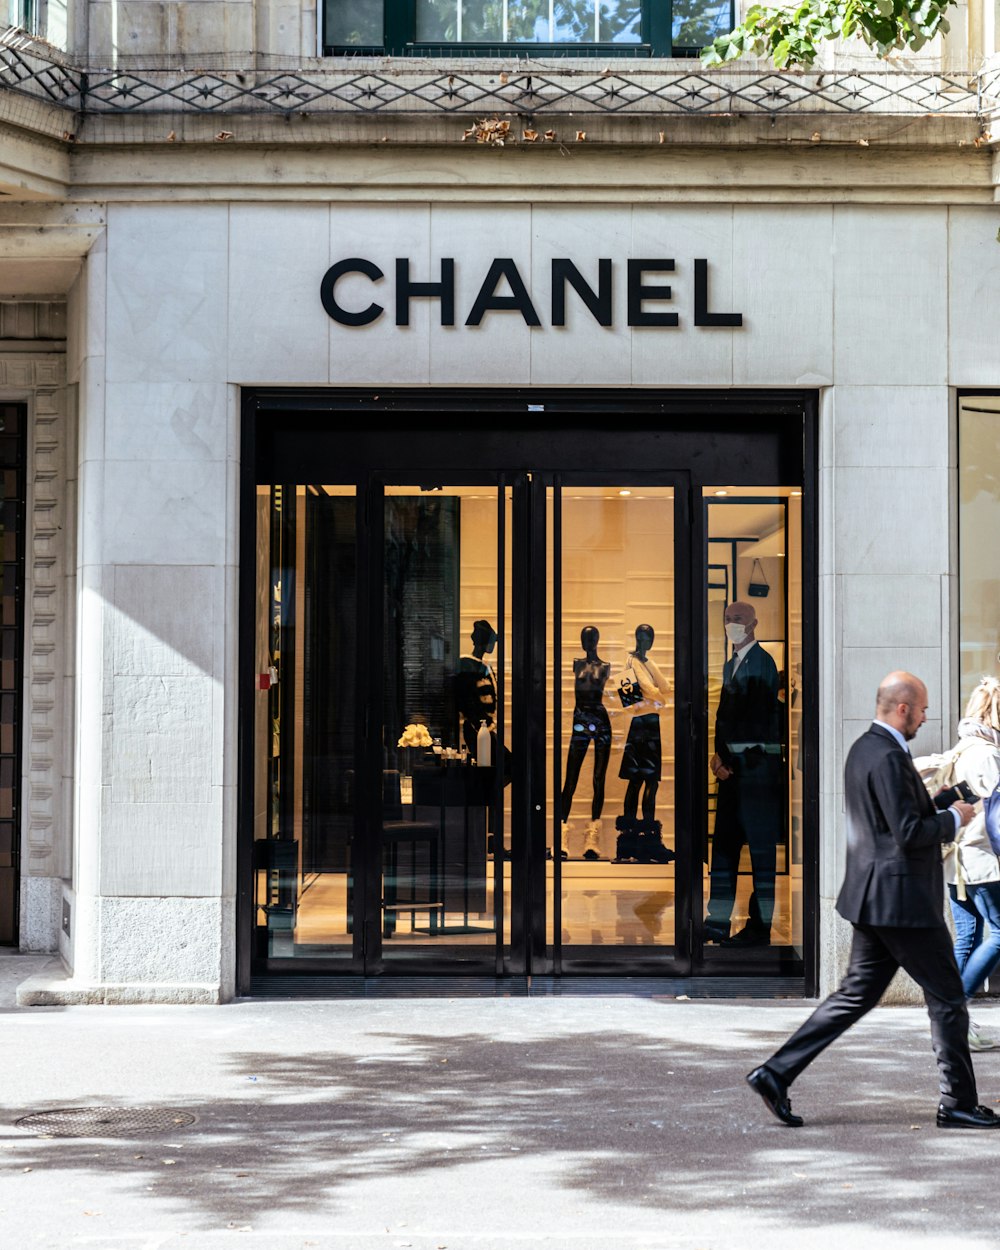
[244,398,813,987]
[545,478,691,973]
[373,480,514,973]
[699,487,805,970]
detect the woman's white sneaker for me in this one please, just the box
[968,1021,1000,1051]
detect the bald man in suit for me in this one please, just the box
[746,672,1000,1130]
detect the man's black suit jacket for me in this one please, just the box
[714,642,781,768]
[836,723,956,928]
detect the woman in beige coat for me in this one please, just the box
[948,676,1000,1050]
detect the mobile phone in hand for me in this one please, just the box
[933,780,976,810]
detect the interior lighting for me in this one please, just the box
[618,489,632,496]
[714,489,728,496]
[791,490,802,497]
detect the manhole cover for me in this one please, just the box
[15,1107,196,1138]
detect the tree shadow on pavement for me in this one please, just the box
[5,1014,1000,1238]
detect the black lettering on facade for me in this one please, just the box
[320,255,745,330]
[694,258,743,327]
[627,259,678,327]
[551,259,613,327]
[320,258,385,326]
[465,258,542,327]
[395,258,456,326]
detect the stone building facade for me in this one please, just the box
[2,2,1000,1002]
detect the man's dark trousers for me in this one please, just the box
[765,921,975,1108]
[706,751,783,936]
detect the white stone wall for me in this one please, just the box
[54,200,1000,1000]
[65,214,238,1001]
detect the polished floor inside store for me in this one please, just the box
[270,853,802,952]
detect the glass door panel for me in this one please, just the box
[702,488,803,967]
[252,483,359,965]
[547,483,682,967]
[379,484,512,967]
[246,412,811,986]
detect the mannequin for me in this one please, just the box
[615,624,674,864]
[454,619,510,858]
[455,619,498,757]
[560,626,612,860]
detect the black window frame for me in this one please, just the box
[322,0,734,58]
[238,387,819,997]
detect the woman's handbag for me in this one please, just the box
[617,675,643,708]
[747,559,770,598]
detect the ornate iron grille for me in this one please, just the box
[2,28,999,119]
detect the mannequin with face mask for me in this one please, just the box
[706,600,784,947]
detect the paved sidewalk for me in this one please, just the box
[1,954,997,1250]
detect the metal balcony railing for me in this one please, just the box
[2,26,999,120]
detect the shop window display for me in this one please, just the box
[251,474,804,972]
[546,486,678,954]
[704,491,804,960]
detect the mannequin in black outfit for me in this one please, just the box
[615,624,673,864]
[561,626,612,860]
[455,619,498,757]
[454,618,509,856]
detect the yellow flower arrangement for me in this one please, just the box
[397,722,432,749]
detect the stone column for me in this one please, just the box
[39,208,238,1003]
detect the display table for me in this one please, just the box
[411,761,494,926]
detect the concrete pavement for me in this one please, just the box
[1,954,997,1250]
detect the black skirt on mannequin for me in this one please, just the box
[619,713,661,782]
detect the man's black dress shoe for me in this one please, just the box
[746,1066,803,1127]
[723,926,771,948]
[936,1103,1000,1129]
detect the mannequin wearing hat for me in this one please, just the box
[456,619,499,759]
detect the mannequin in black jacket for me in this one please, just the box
[705,601,784,947]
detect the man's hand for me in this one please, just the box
[951,800,976,827]
[710,753,732,782]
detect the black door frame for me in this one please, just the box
[238,388,819,993]
[544,469,693,976]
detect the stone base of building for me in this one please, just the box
[16,966,226,1005]
[19,877,63,953]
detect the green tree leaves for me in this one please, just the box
[701,0,952,67]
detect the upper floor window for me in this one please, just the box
[6,0,37,33]
[324,0,733,55]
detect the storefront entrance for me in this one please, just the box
[238,391,816,989]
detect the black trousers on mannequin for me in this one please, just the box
[765,922,977,1109]
[706,752,782,939]
[561,705,611,821]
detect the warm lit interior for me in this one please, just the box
[252,479,803,965]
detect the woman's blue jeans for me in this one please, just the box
[949,881,1000,999]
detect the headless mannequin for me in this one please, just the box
[560,626,612,860]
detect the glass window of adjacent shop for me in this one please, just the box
[703,487,804,960]
[323,0,733,55]
[959,395,1000,705]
